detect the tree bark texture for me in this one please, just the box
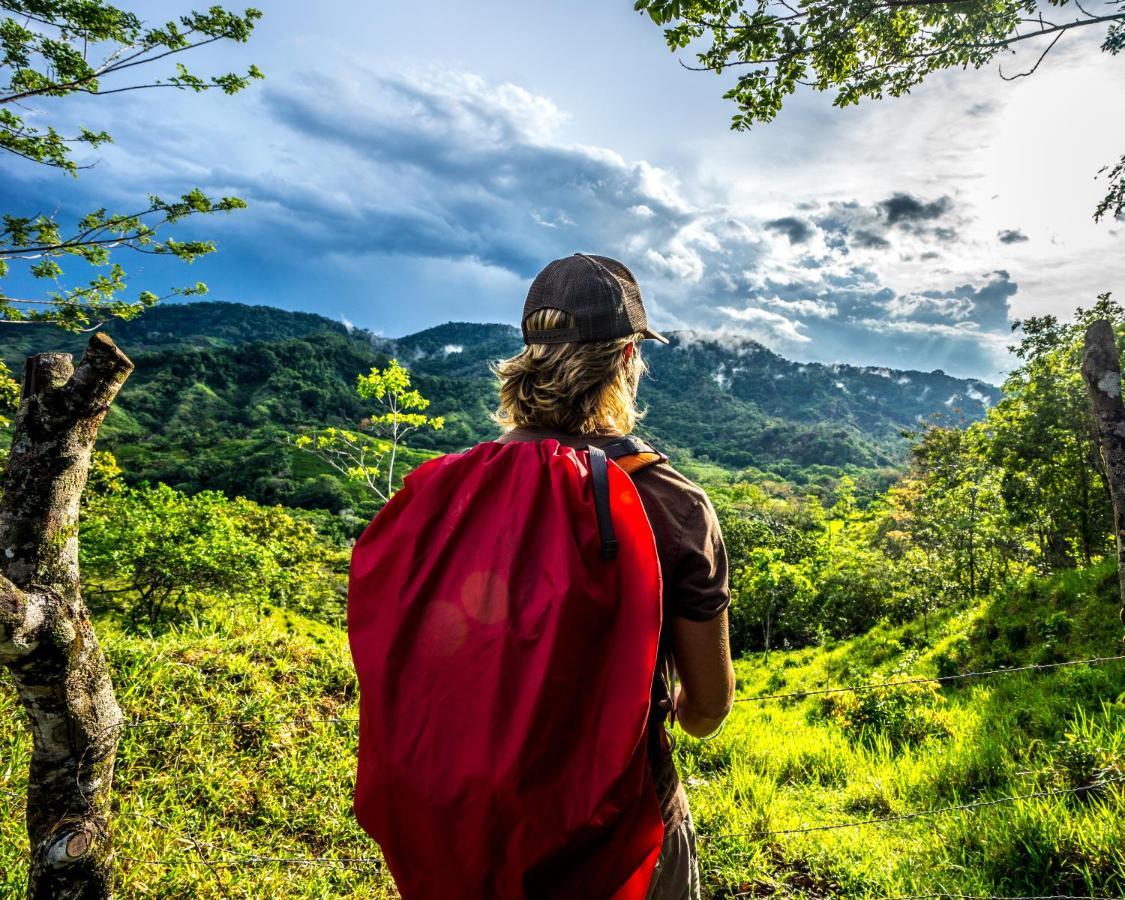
[0,331,133,899]
[1080,319,1125,626]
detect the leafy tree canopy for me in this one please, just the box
[0,1,262,333]
[291,359,445,504]
[636,0,1125,220]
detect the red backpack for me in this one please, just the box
[348,437,668,900]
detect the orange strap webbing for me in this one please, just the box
[614,452,664,476]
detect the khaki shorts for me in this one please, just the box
[644,809,701,900]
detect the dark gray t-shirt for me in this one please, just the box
[494,427,731,833]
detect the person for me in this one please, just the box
[491,252,737,900]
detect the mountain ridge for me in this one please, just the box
[0,301,1000,510]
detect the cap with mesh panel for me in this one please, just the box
[522,253,669,345]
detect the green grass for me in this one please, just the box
[684,562,1125,897]
[1,608,396,899]
[2,565,1124,898]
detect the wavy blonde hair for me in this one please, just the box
[492,308,648,435]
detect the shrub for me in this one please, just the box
[1048,707,1124,798]
[816,681,951,749]
[81,483,346,625]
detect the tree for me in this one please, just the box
[1,2,262,327]
[0,4,261,897]
[0,335,133,900]
[987,297,1124,571]
[732,546,815,655]
[635,0,1125,221]
[872,296,1124,622]
[1080,317,1125,626]
[290,359,445,503]
[0,1,262,406]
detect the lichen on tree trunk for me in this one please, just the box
[1080,319,1125,627]
[0,331,133,900]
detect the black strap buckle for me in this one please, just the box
[599,435,668,464]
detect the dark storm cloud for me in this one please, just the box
[705,255,1016,379]
[998,228,1029,244]
[852,230,891,249]
[813,192,959,253]
[879,193,954,226]
[764,216,813,244]
[245,73,709,280]
[893,270,1017,331]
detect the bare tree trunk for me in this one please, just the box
[1080,319,1125,627]
[0,332,133,899]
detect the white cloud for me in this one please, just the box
[716,305,812,345]
[761,297,839,318]
[14,28,1116,381]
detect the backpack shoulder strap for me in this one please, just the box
[587,445,618,561]
[600,436,669,477]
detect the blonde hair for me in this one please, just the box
[492,308,648,435]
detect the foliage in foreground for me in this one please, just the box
[80,455,348,625]
[1,1,263,329]
[0,608,393,899]
[636,0,1125,222]
[1,558,1122,897]
[715,297,1125,656]
[681,562,1125,897]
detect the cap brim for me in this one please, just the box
[643,328,670,344]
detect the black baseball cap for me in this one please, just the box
[522,252,669,345]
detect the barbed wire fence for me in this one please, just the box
[700,774,1125,844]
[2,652,1124,898]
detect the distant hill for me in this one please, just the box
[382,320,999,477]
[0,301,999,510]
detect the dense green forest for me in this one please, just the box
[2,297,1124,898]
[0,301,997,522]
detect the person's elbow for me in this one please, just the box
[677,663,736,737]
[671,611,737,737]
[693,665,736,718]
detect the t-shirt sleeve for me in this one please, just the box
[667,491,730,622]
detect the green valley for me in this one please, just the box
[0,301,999,523]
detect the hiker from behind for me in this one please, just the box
[493,254,737,899]
[348,252,735,900]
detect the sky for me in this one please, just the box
[5,0,1125,382]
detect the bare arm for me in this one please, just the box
[671,609,735,738]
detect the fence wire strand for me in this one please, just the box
[733,654,1125,705]
[700,774,1125,842]
[3,652,1125,886]
[122,714,358,731]
[882,895,1125,900]
[116,854,385,869]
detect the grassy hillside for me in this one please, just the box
[3,566,1121,898]
[690,562,1125,896]
[0,607,396,899]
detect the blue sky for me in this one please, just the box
[5,0,1125,382]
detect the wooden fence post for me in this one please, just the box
[0,331,132,899]
[1080,319,1125,626]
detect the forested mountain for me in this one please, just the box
[0,301,998,508]
[393,320,998,472]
